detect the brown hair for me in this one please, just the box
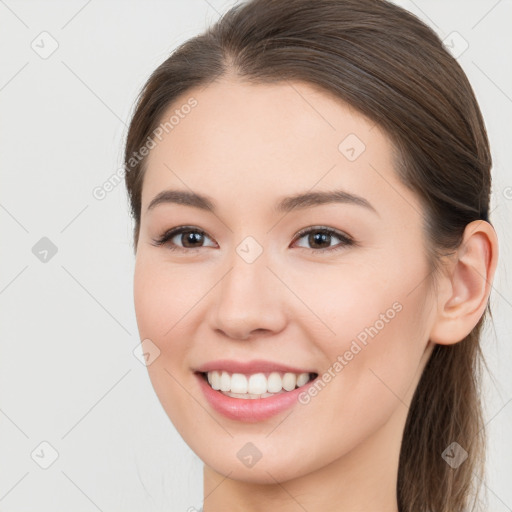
[124,0,494,510]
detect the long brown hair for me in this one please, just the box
[124,1,494,510]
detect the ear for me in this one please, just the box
[429,220,499,345]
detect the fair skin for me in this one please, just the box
[133,78,498,512]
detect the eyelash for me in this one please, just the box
[151,225,356,254]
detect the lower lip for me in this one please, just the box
[195,373,312,422]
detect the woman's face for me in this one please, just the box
[133,79,436,483]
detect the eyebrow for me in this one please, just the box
[146,188,378,216]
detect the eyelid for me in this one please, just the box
[292,225,351,242]
[291,225,355,252]
[152,225,355,253]
[151,226,217,251]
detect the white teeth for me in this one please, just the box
[223,391,280,399]
[282,372,297,391]
[296,372,309,387]
[248,373,267,394]
[267,372,282,393]
[205,370,313,397]
[208,370,221,390]
[231,373,248,394]
[220,371,230,392]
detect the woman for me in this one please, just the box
[123,0,499,510]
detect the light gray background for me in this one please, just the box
[1,1,511,511]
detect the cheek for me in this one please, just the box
[287,286,430,478]
[133,253,199,341]
[133,252,214,396]
[285,257,412,344]
[319,276,431,431]
[309,249,431,413]
[133,255,204,435]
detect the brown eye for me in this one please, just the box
[293,226,354,253]
[179,230,206,248]
[152,226,217,251]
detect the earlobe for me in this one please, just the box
[429,220,499,346]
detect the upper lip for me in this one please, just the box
[195,359,316,375]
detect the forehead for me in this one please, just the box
[140,79,417,220]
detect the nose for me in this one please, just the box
[207,252,287,341]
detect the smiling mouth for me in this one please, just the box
[198,370,318,399]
